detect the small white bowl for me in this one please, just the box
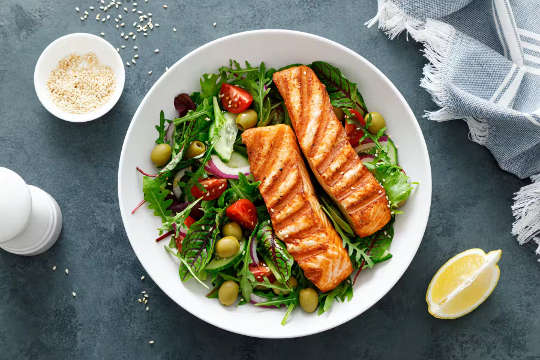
[34,33,125,122]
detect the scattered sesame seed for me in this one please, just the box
[163,4,168,8]
[52,265,56,271]
[212,22,217,27]
[116,47,119,51]
[72,291,77,297]
[145,306,149,311]
[148,340,155,345]
[121,45,126,48]
[89,6,95,10]
[75,6,80,12]
[65,268,69,275]
[172,26,176,32]
[100,32,105,36]
[126,62,130,67]
[140,274,145,280]
[132,59,136,64]
[134,54,139,59]
[148,70,152,75]
[144,294,149,298]
[133,45,138,50]
[154,48,159,53]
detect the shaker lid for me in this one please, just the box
[0,168,32,243]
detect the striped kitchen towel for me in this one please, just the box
[367,0,540,256]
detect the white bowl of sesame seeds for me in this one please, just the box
[34,33,125,122]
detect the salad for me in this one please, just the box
[133,60,414,324]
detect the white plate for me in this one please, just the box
[118,30,432,338]
[34,33,125,122]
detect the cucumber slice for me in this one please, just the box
[205,239,245,272]
[210,97,238,161]
[383,138,398,165]
[226,152,250,168]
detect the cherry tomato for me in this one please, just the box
[184,216,196,228]
[249,263,276,283]
[349,109,366,127]
[219,83,253,113]
[191,178,228,201]
[345,123,364,147]
[226,199,258,229]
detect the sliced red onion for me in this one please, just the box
[205,155,250,179]
[355,135,388,154]
[358,154,375,164]
[164,122,175,147]
[172,168,189,200]
[249,233,259,265]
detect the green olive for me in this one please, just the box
[222,222,243,240]
[299,288,319,313]
[235,109,258,130]
[186,140,206,159]
[150,143,172,167]
[218,280,239,306]
[215,236,240,258]
[333,106,345,121]
[365,111,386,134]
[272,276,298,295]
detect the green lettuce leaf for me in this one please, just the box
[142,176,172,221]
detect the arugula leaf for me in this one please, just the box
[155,111,168,144]
[179,208,224,280]
[310,61,367,114]
[317,279,353,315]
[159,199,202,236]
[256,221,294,283]
[200,73,222,99]
[217,173,261,208]
[238,225,258,301]
[142,176,172,221]
[321,196,374,268]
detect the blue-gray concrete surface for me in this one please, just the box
[1,1,538,359]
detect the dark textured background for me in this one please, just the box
[1,1,538,359]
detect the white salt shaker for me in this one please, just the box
[0,167,62,255]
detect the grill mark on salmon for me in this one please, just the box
[242,124,353,292]
[273,65,391,238]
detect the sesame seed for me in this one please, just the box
[172,26,176,32]
[148,71,152,75]
[126,62,130,67]
[65,268,69,275]
[163,4,168,8]
[116,47,119,51]
[72,291,77,297]
[212,22,217,27]
[154,49,159,53]
[145,306,149,311]
[134,54,139,59]
[132,59,136,64]
[121,45,126,48]
[75,6,80,12]
[148,340,155,345]
[133,45,138,50]
[140,275,145,280]
[100,32,105,36]
[89,6,95,10]
[144,294,149,298]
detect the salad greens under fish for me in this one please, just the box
[134,60,414,324]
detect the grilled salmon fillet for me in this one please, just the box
[242,124,352,292]
[273,65,391,237]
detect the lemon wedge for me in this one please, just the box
[426,248,501,319]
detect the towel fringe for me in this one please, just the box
[512,174,540,258]
[365,0,424,39]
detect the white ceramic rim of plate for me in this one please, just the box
[118,29,432,338]
[34,32,125,123]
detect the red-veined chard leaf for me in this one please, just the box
[257,221,293,283]
[179,208,224,280]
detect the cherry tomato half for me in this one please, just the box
[349,109,366,127]
[191,178,228,201]
[249,263,276,283]
[226,199,258,230]
[345,123,364,148]
[219,83,253,113]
